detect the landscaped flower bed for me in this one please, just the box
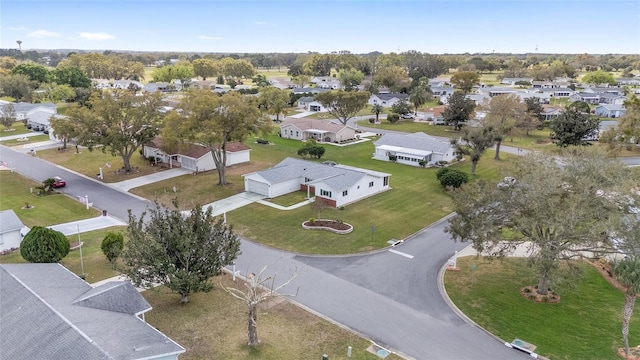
[302,219,353,234]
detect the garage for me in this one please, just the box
[245,179,270,197]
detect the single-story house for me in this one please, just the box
[373,132,457,167]
[598,93,627,105]
[296,96,315,109]
[144,137,251,172]
[0,210,24,253]
[422,105,447,124]
[430,86,454,97]
[0,263,185,360]
[112,80,144,90]
[569,92,600,104]
[541,105,563,121]
[428,78,451,87]
[515,92,551,104]
[280,118,356,143]
[142,82,175,93]
[243,157,391,207]
[595,104,627,118]
[476,87,518,97]
[368,93,410,108]
[501,78,534,86]
[292,87,330,95]
[617,78,640,86]
[540,88,574,98]
[583,87,623,96]
[306,100,327,112]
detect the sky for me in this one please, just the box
[1,0,639,54]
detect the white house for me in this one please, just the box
[296,96,314,109]
[569,92,600,104]
[243,157,391,207]
[0,263,185,360]
[0,210,24,253]
[144,137,251,172]
[368,93,410,108]
[280,118,356,143]
[595,104,627,118]
[373,132,457,167]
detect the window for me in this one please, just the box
[383,177,389,186]
[342,190,348,196]
[369,181,374,188]
[296,131,299,137]
[320,189,332,197]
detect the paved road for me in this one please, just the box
[1,143,529,359]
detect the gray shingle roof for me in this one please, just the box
[254,157,388,192]
[0,264,185,360]
[0,210,24,234]
[373,93,409,101]
[374,132,453,155]
[292,87,330,95]
[72,281,151,315]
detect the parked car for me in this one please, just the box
[52,176,66,188]
[401,113,414,119]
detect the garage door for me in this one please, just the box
[246,179,269,196]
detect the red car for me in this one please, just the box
[52,176,66,188]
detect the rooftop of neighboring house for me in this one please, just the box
[374,132,453,154]
[280,118,353,132]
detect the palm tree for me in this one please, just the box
[371,104,384,123]
[615,257,640,357]
[409,87,430,115]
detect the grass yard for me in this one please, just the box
[143,276,401,360]
[257,68,290,79]
[2,134,50,146]
[0,122,31,136]
[0,172,100,227]
[0,227,125,283]
[263,191,309,207]
[36,146,169,183]
[444,256,640,360]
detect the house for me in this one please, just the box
[296,96,314,109]
[280,118,356,143]
[617,77,640,86]
[539,87,574,98]
[143,82,174,93]
[144,137,251,172]
[476,87,517,97]
[430,86,455,97]
[501,78,533,85]
[0,210,24,253]
[541,105,563,121]
[112,80,144,90]
[243,157,391,207]
[292,87,330,95]
[368,93,410,108]
[569,92,600,104]
[0,263,185,360]
[583,87,623,96]
[311,76,342,89]
[373,132,456,167]
[598,93,627,105]
[422,105,447,124]
[515,92,551,104]
[595,104,627,118]
[428,78,451,87]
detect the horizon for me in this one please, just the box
[2,0,639,55]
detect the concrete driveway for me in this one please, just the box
[198,192,266,217]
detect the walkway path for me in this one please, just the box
[108,168,192,192]
[48,215,127,235]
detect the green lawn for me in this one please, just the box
[0,122,31,137]
[36,146,170,183]
[0,172,100,227]
[445,256,639,360]
[1,134,50,146]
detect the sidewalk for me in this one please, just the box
[48,215,127,236]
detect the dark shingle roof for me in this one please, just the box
[0,264,184,360]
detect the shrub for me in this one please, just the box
[256,139,269,145]
[101,231,124,266]
[438,169,469,189]
[436,167,451,180]
[20,226,70,263]
[308,218,315,223]
[387,114,400,123]
[368,118,375,124]
[388,154,397,162]
[418,159,426,167]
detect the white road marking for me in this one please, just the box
[388,249,414,259]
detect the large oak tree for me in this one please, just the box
[482,94,525,160]
[314,90,370,125]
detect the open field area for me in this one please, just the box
[0,171,100,227]
[445,256,640,360]
[36,146,169,183]
[143,277,401,360]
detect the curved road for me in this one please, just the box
[0,144,529,359]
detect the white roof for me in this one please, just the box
[377,144,433,157]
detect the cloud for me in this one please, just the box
[27,29,61,38]
[256,21,277,26]
[7,26,29,31]
[198,35,222,40]
[79,32,115,40]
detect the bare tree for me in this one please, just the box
[221,263,299,346]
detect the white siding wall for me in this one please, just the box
[334,175,389,207]
[270,178,302,198]
[0,230,22,252]
[281,125,304,140]
[227,150,251,165]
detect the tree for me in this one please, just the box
[11,63,51,84]
[371,104,384,123]
[101,231,124,268]
[614,257,640,357]
[600,95,640,149]
[49,84,76,103]
[567,100,590,113]
[220,57,256,79]
[297,141,325,159]
[53,66,91,88]
[409,86,430,115]
[373,65,410,93]
[436,168,469,189]
[221,263,298,346]
[482,94,525,160]
[66,90,166,172]
[450,125,495,175]
[0,74,35,101]
[314,90,370,125]
[391,99,412,116]
[123,204,241,303]
[442,92,476,131]
[520,97,544,135]
[165,90,269,185]
[48,117,76,149]
[152,64,195,90]
[291,74,311,88]
[192,58,220,80]
[582,70,616,85]
[259,87,289,122]
[446,149,631,296]
[0,103,17,130]
[450,71,480,93]
[20,226,70,263]
[550,108,600,147]
[337,68,364,91]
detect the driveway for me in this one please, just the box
[198,192,266,217]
